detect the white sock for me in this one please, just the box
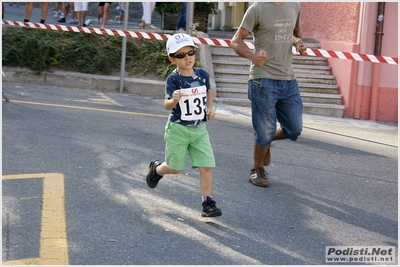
[202,196,211,202]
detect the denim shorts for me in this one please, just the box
[164,121,215,170]
[248,78,303,147]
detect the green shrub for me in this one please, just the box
[2,27,193,78]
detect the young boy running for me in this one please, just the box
[146,33,222,218]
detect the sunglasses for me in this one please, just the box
[172,50,196,59]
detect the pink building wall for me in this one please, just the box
[300,2,398,123]
[300,2,360,43]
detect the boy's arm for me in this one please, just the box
[164,89,182,110]
[206,90,215,120]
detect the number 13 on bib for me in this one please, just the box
[179,86,207,121]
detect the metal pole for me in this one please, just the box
[186,2,194,35]
[119,2,129,94]
[370,2,385,121]
[374,2,385,56]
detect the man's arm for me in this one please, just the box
[231,27,267,66]
[293,28,307,55]
[293,27,303,39]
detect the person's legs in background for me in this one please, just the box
[101,2,111,28]
[40,2,48,23]
[24,2,33,22]
[175,2,187,31]
[98,2,104,25]
[74,2,83,26]
[81,2,90,26]
[67,2,76,24]
[24,2,48,23]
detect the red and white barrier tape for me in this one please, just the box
[2,20,398,65]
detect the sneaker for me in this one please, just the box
[68,20,78,24]
[58,17,66,23]
[85,19,91,26]
[146,160,163,188]
[249,168,269,187]
[264,146,271,166]
[202,197,222,217]
[54,13,59,18]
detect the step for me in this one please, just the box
[211,53,328,66]
[214,70,336,85]
[296,73,336,84]
[215,77,339,91]
[212,59,331,75]
[302,102,344,117]
[211,47,329,66]
[300,92,342,104]
[210,42,321,54]
[212,59,250,70]
[216,87,247,98]
[298,82,339,94]
[214,66,332,76]
[293,55,327,66]
[293,64,331,75]
[215,98,344,117]
[216,88,341,104]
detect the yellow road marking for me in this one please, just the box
[2,173,69,265]
[10,100,168,118]
[70,98,114,105]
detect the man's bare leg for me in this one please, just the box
[256,128,287,168]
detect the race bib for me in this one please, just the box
[179,85,207,121]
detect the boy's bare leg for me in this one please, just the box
[156,162,181,176]
[199,167,212,196]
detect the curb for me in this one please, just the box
[2,67,165,97]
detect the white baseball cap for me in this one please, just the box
[166,33,198,56]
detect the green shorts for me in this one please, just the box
[164,121,215,170]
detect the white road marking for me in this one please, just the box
[97,93,124,107]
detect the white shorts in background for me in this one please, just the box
[74,2,89,12]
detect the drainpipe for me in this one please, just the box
[370,2,385,121]
[353,2,365,119]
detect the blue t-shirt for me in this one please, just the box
[165,67,211,127]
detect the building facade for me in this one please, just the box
[210,2,398,123]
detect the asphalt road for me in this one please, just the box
[2,82,398,265]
